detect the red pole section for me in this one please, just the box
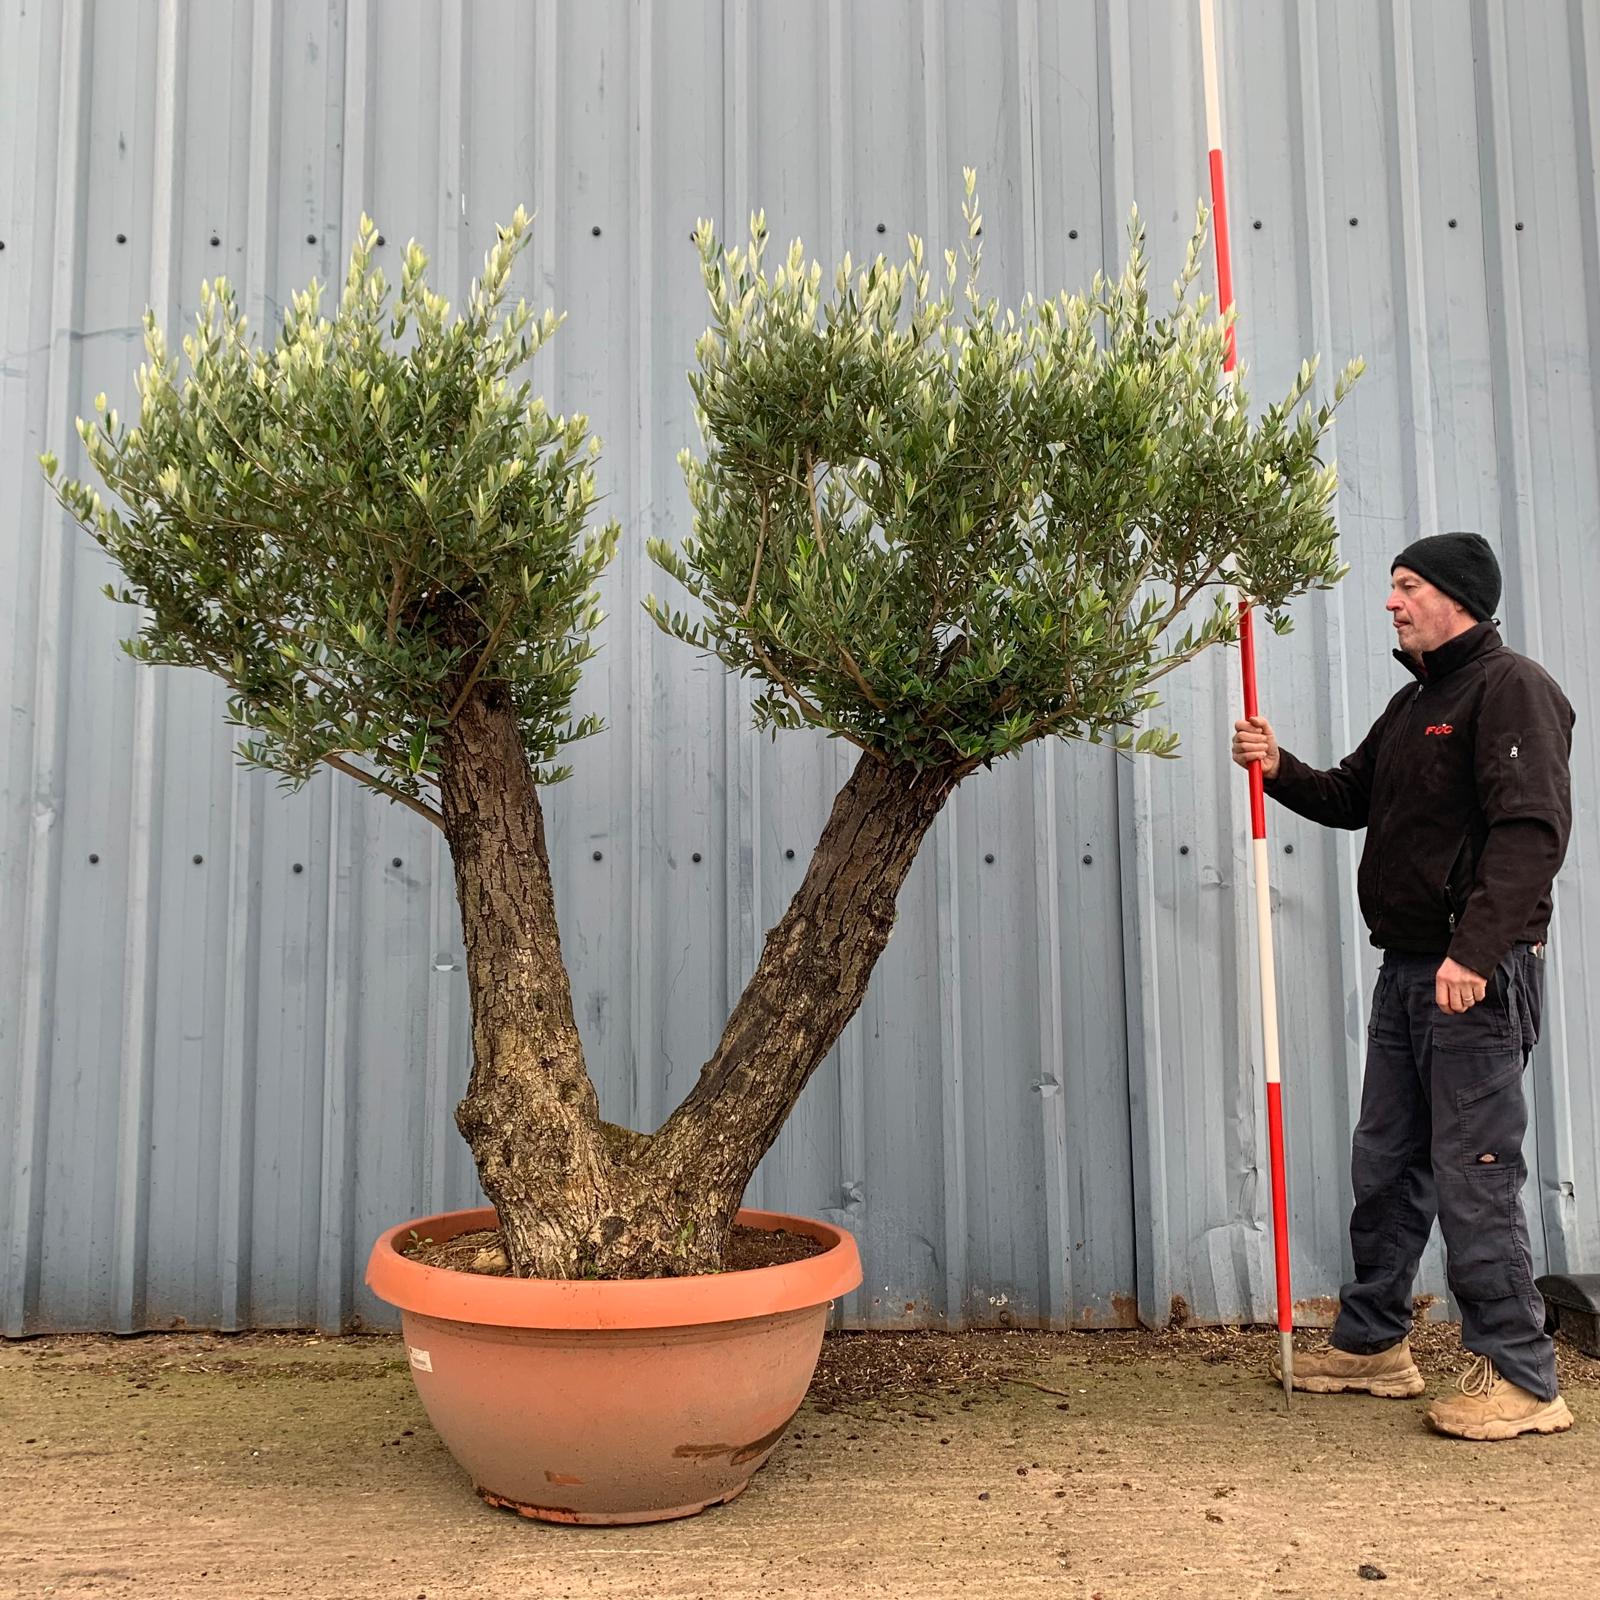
[1207,149,1238,377]
[1197,0,1296,1394]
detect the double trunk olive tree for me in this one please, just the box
[47,180,1359,1281]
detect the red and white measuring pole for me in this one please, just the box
[1198,0,1296,1405]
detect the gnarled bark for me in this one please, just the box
[440,687,961,1279]
[437,684,621,1278]
[638,753,961,1262]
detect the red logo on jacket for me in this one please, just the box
[1424,723,1454,737]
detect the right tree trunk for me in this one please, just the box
[641,753,960,1250]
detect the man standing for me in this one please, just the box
[1232,532,1575,1439]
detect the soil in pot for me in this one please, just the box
[402,1223,827,1277]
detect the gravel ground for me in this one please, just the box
[2,1324,1595,1599]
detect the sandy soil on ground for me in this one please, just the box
[1,1325,1595,1600]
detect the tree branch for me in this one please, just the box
[255,621,407,729]
[746,636,885,762]
[1111,544,1158,623]
[446,603,517,722]
[648,752,957,1190]
[1022,559,1232,750]
[743,491,770,616]
[322,752,447,832]
[835,641,887,710]
[803,449,829,556]
[1139,640,1217,688]
[1020,696,1084,747]
[385,560,410,642]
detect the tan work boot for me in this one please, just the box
[1271,1338,1425,1397]
[1425,1354,1574,1440]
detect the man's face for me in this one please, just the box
[1386,566,1473,657]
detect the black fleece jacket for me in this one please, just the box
[1263,623,1574,975]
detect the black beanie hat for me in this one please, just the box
[1391,532,1501,622]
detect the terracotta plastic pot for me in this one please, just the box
[365,1205,862,1525]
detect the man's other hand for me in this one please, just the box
[1436,956,1488,1014]
[1231,716,1280,780]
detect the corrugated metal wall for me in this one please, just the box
[3,0,1597,1335]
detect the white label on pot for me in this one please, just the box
[408,1346,433,1373]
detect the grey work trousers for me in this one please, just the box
[1331,944,1557,1400]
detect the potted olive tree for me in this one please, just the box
[46,178,1357,1523]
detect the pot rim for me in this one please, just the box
[365,1206,863,1330]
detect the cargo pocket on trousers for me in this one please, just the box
[1444,1064,1525,1301]
[1453,1061,1529,1175]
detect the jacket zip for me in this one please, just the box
[1444,834,1475,934]
[1376,682,1427,942]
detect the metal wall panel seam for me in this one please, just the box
[0,0,41,1337]
[933,822,969,1326]
[313,778,356,1330]
[1014,0,1073,1331]
[231,0,284,1332]
[1380,0,1441,542]
[314,0,369,1332]
[1550,0,1600,1276]
[1472,2,1545,659]
[3,0,88,1338]
[111,0,182,1335]
[1516,8,1582,1278]
[532,3,558,308]
[238,0,280,376]
[215,0,272,1334]
[1287,0,1369,1270]
[422,839,459,1217]
[1470,0,1570,1277]
[420,0,466,1221]
[336,0,371,253]
[1097,0,1170,1330]
[1534,0,1600,1276]
[434,2,464,291]
[1117,762,1169,1326]
[243,0,280,1323]
[631,2,658,1143]
[720,0,763,1211]
[1573,2,1600,533]
[822,0,867,1325]
[1493,11,1567,1281]
[1510,3,1587,1273]
[203,6,252,1331]
[216,765,262,1330]
[919,0,970,1330]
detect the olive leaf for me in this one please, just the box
[651,173,1361,769]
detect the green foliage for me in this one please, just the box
[43,210,619,811]
[649,171,1362,769]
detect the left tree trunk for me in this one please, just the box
[437,685,621,1277]
[439,683,750,1279]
